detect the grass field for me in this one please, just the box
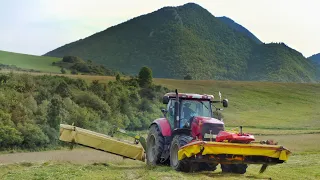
[0,136,319,180]
[0,63,319,179]
[154,79,320,130]
[0,50,61,73]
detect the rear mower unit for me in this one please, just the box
[59,89,291,174]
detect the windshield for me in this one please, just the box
[180,99,212,120]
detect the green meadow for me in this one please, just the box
[0,50,61,73]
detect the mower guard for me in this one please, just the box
[178,140,291,165]
[59,124,145,162]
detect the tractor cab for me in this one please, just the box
[162,90,228,140]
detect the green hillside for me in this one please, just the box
[44,3,317,82]
[248,43,318,82]
[0,50,61,73]
[308,53,320,80]
[309,53,320,65]
[217,16,262,44]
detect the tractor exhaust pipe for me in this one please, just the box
[174,89,180,128]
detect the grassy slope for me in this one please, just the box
[0,50,61,73]
[155,79,320,129]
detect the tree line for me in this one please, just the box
[0,67,171,151]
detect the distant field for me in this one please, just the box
[2,71,116,82]
[154,79,320,130]
[0,50,61,73]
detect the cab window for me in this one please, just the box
[167,99,175,129]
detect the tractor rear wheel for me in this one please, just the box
[146,124,165,166]
[170,134,193,172]
[221,164,248,174]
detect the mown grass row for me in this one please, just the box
[1,151,319,180]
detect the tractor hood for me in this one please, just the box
[191,116,225,140]
[193,116,224,125]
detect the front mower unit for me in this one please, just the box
[178,140,290,164]
[178,130,291,167]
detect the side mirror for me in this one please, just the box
[222,99,228,108]
[163,96,169,104]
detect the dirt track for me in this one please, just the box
[0,148,131,165]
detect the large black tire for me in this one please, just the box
[146,124,165,166]
[221,164,248,174]
[170,134,193,172]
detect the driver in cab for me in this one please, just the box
[181,102,196,128]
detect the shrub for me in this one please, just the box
[0,125,23,148]
[17,123,49,149]
[60,68,66,74]
[184,74,192,80]
[62,56,84,63]
[71,69,78,74]
[73,91,111,116]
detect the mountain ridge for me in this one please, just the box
[217,16,262,44]
[44,2,317,83]
[309,53,320,65]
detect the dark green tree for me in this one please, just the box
[47,97,63,130]
[116,73,121,81]
[55,81,72,98]
[138,66,153,87]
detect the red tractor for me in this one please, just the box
[59,89,291,175]
[146,89,249,173]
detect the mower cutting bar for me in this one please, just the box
[59,124,145,162]
[178,141,291,164]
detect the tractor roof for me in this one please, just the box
[164,92,214,101]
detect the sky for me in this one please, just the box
[0,0,319,57]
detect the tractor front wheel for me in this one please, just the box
[146,124,165,166]
[170,134,193,172]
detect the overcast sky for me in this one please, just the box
[0,0,319,57]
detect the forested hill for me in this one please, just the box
[44,3,317,82]
[217,16,262,44]
[309,53,320,81]
[309,53,320,65]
